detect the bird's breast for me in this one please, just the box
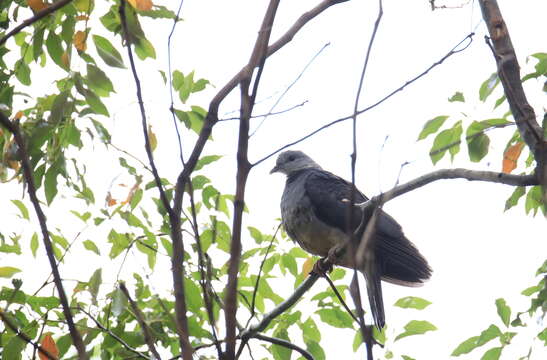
[281,187,346,257]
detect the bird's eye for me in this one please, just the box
[288,156,295,162]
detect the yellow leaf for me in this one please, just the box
[15,111,24,119]
[502,141,524,174]
[28,0,47,12]
[122,180,141,205]
[126,0,153,11]
[73,31,87,51]
[7,160,20,171]
[61,52,70,68]
[148,124,157,152]
[39,334,59,360]
[75,15,89,21]
[302,257,314,277]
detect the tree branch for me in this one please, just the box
[357,168,538,214]
[253,32,475,166]
[478,0,547,204]
[240,274,320,340]
[118,3,193,359]
[251,334,314,360]
[80,307,151,360]
[225,1,281,357]
[0,0,74,46]
[119,282,162,360]
[0,310,58,360]
[0,114,88,359]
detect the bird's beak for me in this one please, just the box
[270,165,280,174]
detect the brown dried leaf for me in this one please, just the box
[39,333,59,360]
[502,141,524,173]
[106,192,117,206]
[28,0,47,12]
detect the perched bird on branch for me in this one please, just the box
[271,150,431,329]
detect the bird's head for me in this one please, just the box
[270,150,321,175]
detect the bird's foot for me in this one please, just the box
[311,258,333,277]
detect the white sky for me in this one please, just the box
[1,0,546,359]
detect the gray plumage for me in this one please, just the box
[271,150,431,329]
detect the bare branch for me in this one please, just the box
[357,168,538,214]
[253,32,475,166]
[0,0,74,46]
[219,101,309,122]
[478,0,547,204]
[0,113,88,359]
[0,310,58,360]
[118,3,193,359]
[226,1,281,357]
[119,283,162,360]
[251,334,315,360]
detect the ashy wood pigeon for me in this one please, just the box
[271,150,431,329]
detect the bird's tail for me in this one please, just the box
[364,270,385,330]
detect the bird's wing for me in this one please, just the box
[303,169,368,234]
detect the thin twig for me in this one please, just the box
[167,0,186,165]
[119,282,162,360]
[348,2,383,358]
[0,309,58,360]
[323,275,359,324]
[80,307,151,359]
[219,101,309,122]
[239,274,320,340]
[253,32,475,166]
[0,0,74,46]
[251,333,314,360]
[118,3,193,358]
[245,224,282,329]
[0,114,88,359]
[249,42,330,137]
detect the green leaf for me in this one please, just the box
[92,35,125,68]
[11,200,29,220]
[329,268,346,281]
[281,253,298,276]
[305,340,325,360]
[417,115,449,140]
[46,31,66,70]
[467,133,490,162]
[479,73,499,101]
[449,91,465,102]
[83,240,100,255]
[402,356,416,360]
[44,165,59,205]
[134,37,156,60]
[111,286,127,316]
[394,296,432,310]
[271,328,291,360]
[316,308,354,329]
[87,63,114,97]
[353,331,363,352]
[429,121,462,164]
[30,233,39,257]
[495,298,511,326]
[49,91,69,123]
[521,284,542,296]
[504,186,525,211]
[0,266,22,278]
[14,59,31,85]
[195,155,222,171]
[81,88,109,116]
[88,268,102,305]
[481,347,502,360]
[524,185,544,216]
[3,332,25,360]
[300,317,321,343]
[395,320,437,341]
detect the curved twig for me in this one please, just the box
[0,0,74,46]
[251,333,315,360]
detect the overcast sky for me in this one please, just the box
[1,0,546,359]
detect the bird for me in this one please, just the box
[270,150,431,329]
